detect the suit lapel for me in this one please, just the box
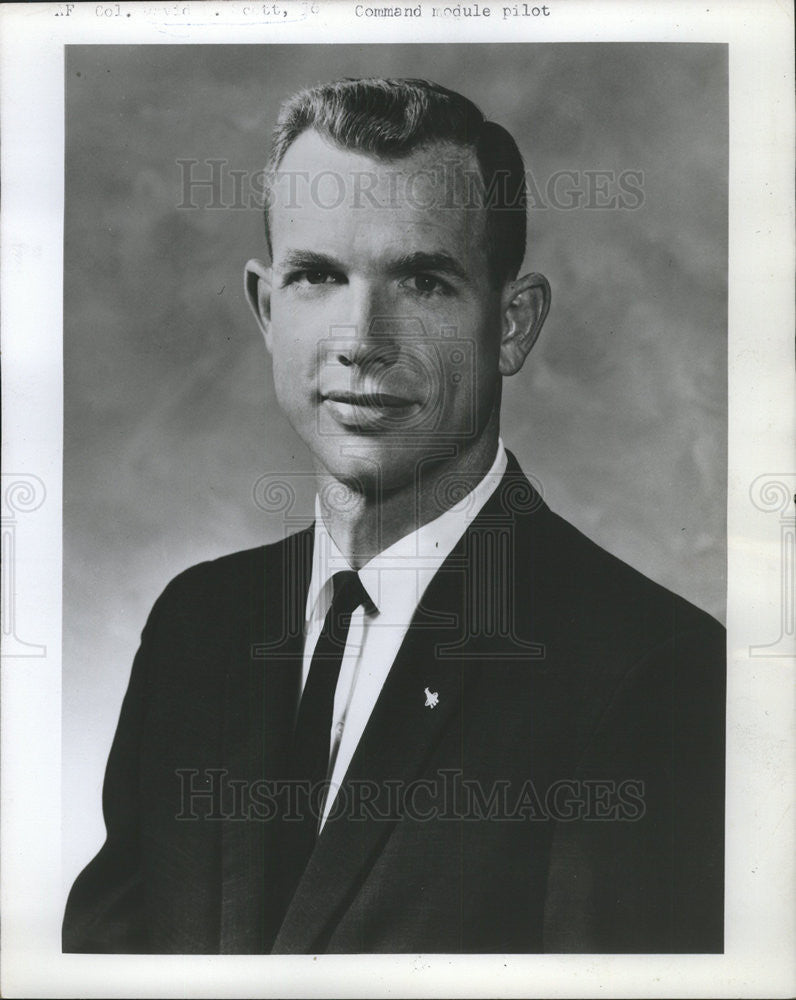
[272,459,545,953]
[271,561,468,953]
[219,526,313,953]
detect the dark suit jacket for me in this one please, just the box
[63,453,725,954]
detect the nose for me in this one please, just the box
[334,281,399,369]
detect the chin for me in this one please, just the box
[313,435,433,498]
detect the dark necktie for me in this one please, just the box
[281,569,368,907]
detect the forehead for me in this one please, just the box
[268,129,489,262]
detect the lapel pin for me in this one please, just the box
[424,687,439,709]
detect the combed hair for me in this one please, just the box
[264,78,527,287]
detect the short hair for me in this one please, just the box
[264,77,527,288]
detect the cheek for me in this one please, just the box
[269,308,316,375]
[267,328,317,426]
[450,313,501,399]
[270,332,300,368]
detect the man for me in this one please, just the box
[63,78,725,954]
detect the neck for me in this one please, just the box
[315,422,502,570]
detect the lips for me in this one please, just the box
[323,388,416,408]
[321,386,422,430]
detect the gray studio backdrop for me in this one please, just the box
[62,44,727,891]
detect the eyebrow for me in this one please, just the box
[386,251,469,283]
[275,248,469,283]
[275,249,344,273]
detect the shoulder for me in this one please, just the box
[539,501,722,638]
[146,526,314,625]
[500,452,722,640]
[501,454,724,713]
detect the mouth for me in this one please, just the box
[323,389,417,408]
[321,388,422,429]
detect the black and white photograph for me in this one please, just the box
[1,2,793,998]
[61,43,728,956]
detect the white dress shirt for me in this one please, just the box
[302,439,508,829]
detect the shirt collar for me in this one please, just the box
[306,438,508,625]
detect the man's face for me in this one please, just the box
[264,129,505,495]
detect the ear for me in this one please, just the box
[243,258,273,352]
[498,272,551,376]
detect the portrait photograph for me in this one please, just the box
[61,41,727,955]
[0,3,793,998]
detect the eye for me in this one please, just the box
[283,269,343,288]
[402,273,449,295]
[303,270,338,285]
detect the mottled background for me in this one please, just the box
[63,44,727,889]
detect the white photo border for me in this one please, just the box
[1,1,794,997]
